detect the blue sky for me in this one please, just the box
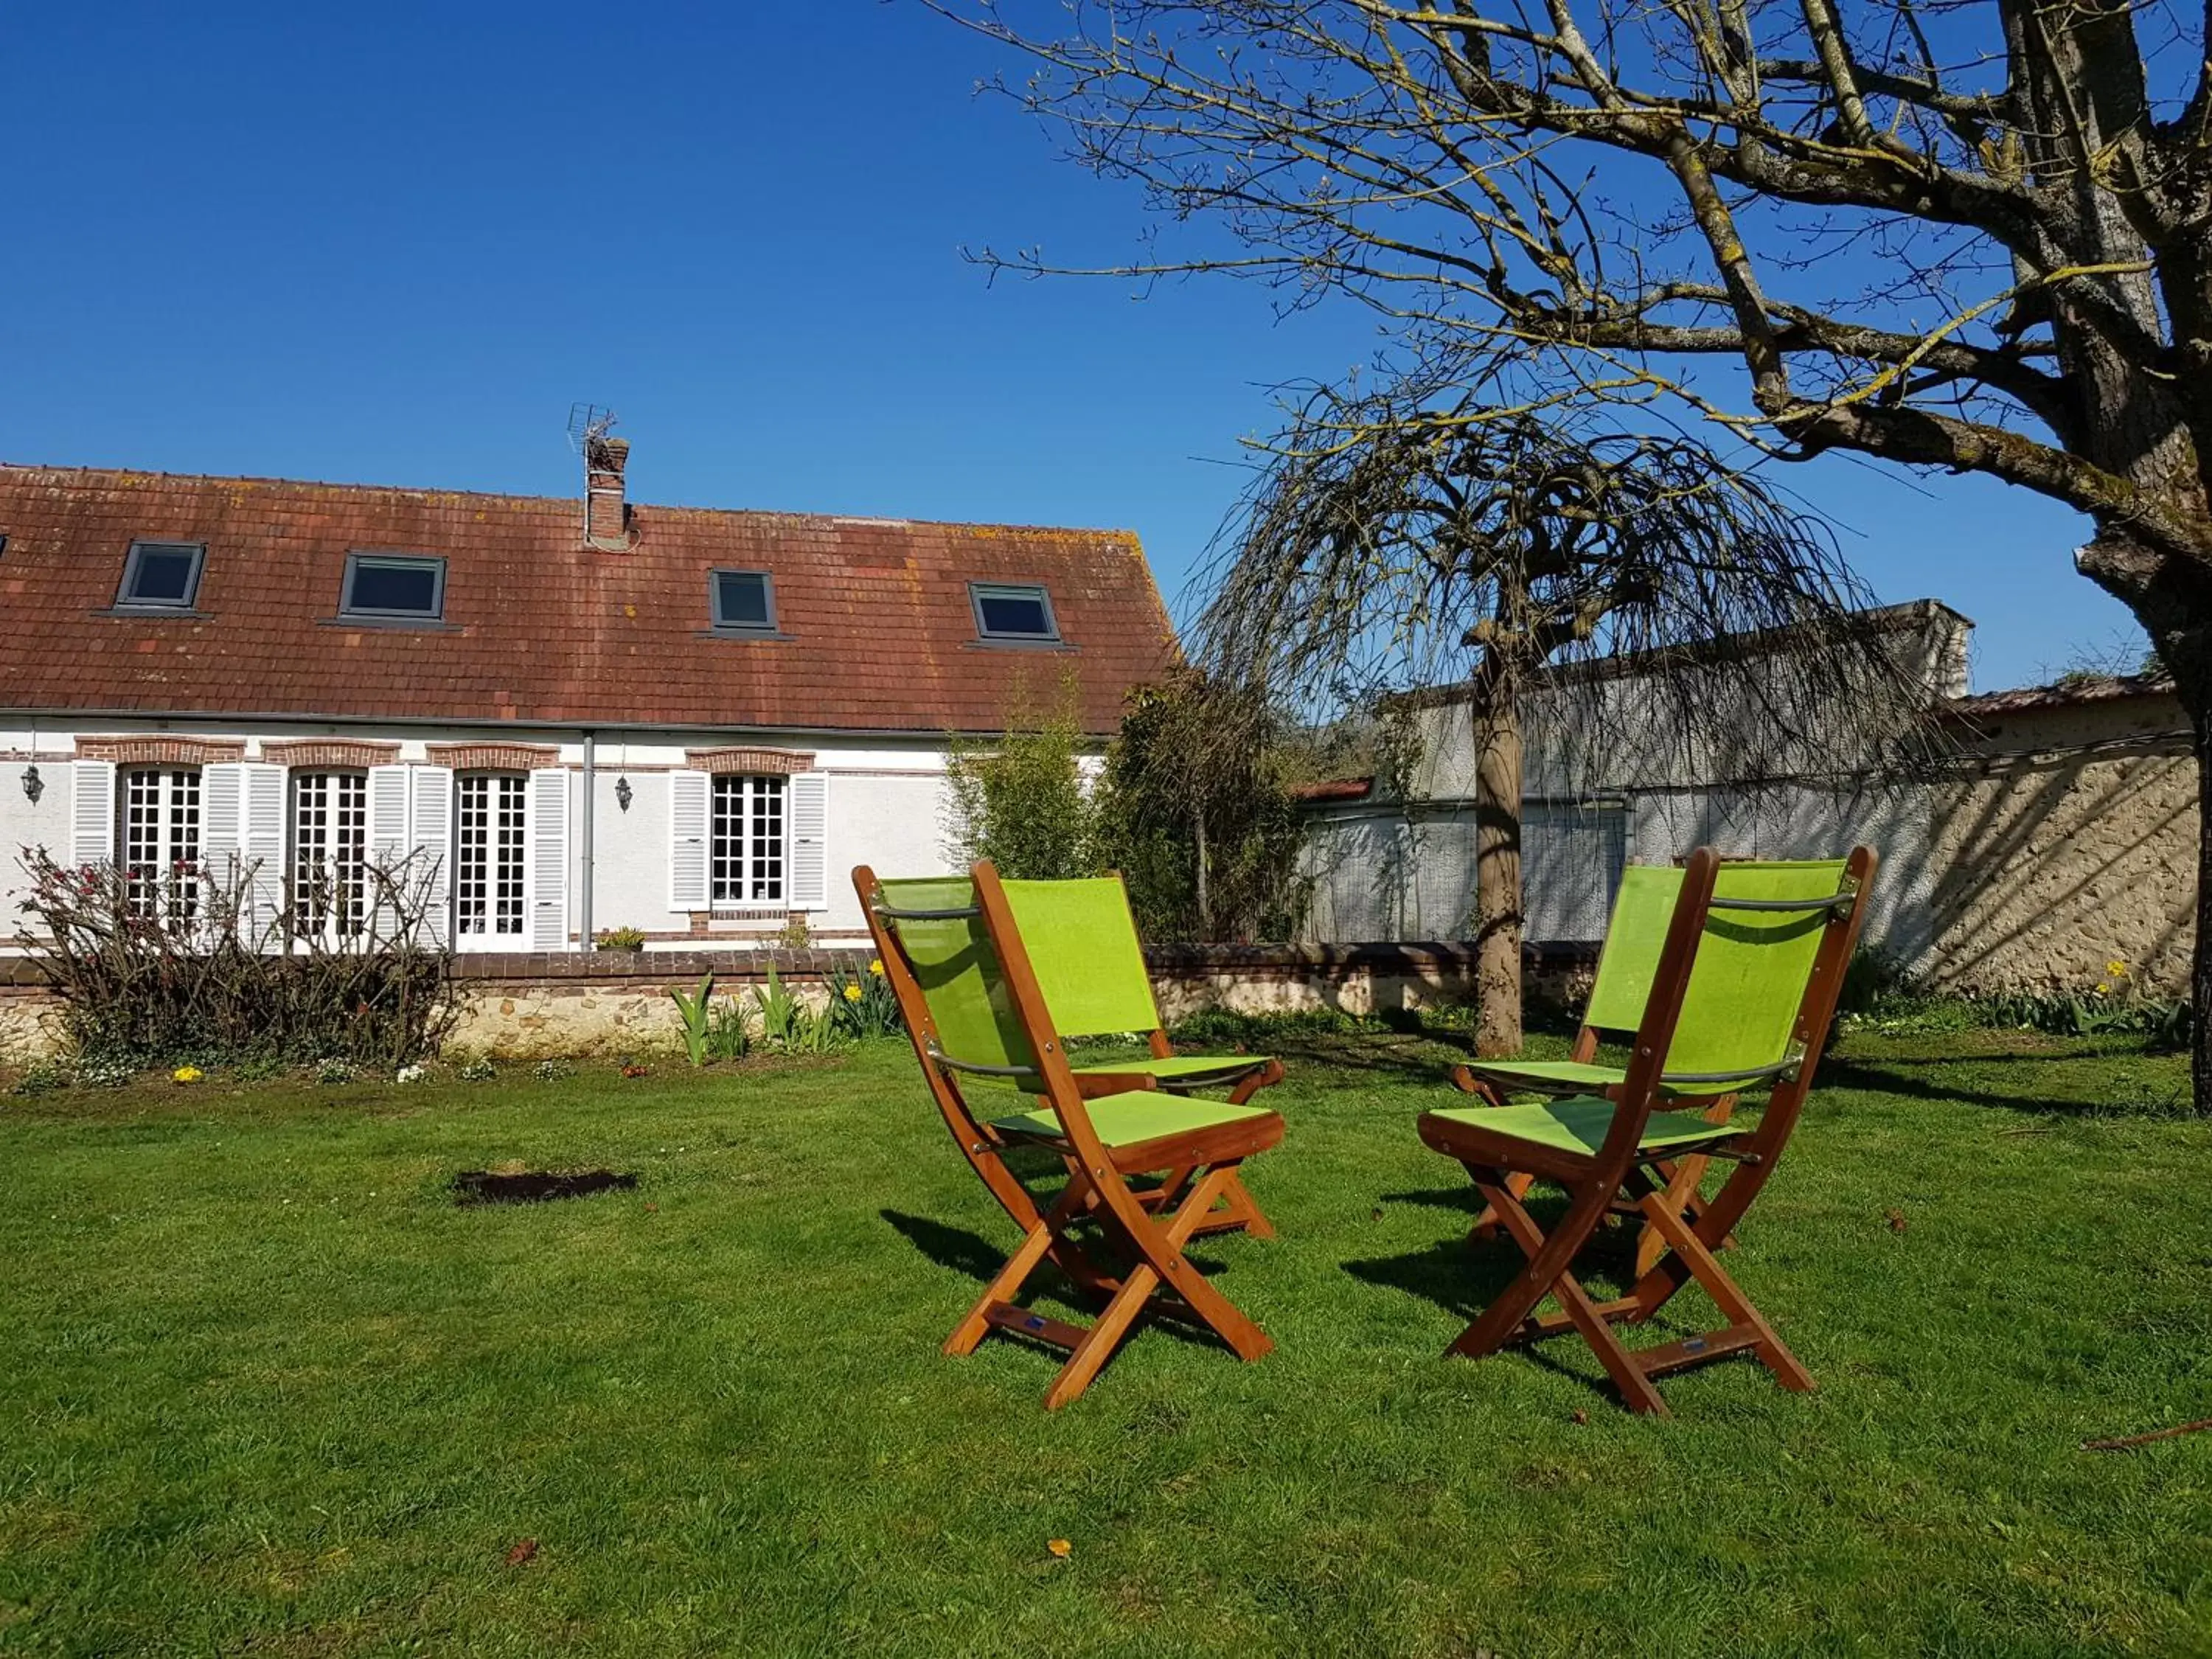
[4,1,2143,692]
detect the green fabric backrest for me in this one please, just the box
[877,876,1035,1075]
[1660,858,1850,1096]
[1001,877,1163,1038]
[1582,865,1686,1033]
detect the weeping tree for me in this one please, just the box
[922,0,2212,1091]
[1200,373,1928,1054]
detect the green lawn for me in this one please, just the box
[3,1029,2209,1657]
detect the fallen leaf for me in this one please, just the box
[644,1202,658,1213]
[505,1538,538,1567]
[1370,1206,1383,1222]
[1046,1538,1072,1559]
[1571,1409,1589,1426]
[1885,1208,1907,1234]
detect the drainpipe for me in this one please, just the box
[579,730,597,950]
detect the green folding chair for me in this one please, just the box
[857,860,1284,1408]
[1450,865,1730,1276]
[1416,846,1876,1416]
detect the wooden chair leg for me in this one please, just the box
[1632,1096,1737,1277]
[1635,1179,1814,1393]
[1042,1162,1271,1408]
[947,1179,1093,1356]
[1469,1175,1671,1416]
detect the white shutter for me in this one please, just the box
[409,765,453,947]
[366,765,413,942]
[527,768,570,950]
[71,759,116,868]
[201,763,243,930]
[669,770,709,911]
[240,762,288,946]
[788,771,828,911]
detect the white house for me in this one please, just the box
[0,439,1177,952]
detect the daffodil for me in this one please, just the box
[843,983,864,1002]
[2096,982,2112,995]
[869,959,885,977]
[2107,959,2128,978]
[172,1065,203,1085]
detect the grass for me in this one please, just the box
[2,1029,2210,1656]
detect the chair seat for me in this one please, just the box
[1073,1052,1273,1088]
[1426,1096,1737,1159]
[1461,1058,1627,1094]
[992,1093,1276,1150]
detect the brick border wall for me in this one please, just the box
[424,743,563,772]
[74,737,247,766]
[684,746,816,775]
[260,739,402,770]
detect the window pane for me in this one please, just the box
[975,586,1054,638]
[126,546,198,605]
[714,570,772,628]
[347,558,442,616]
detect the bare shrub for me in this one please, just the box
[15,849,457,1070]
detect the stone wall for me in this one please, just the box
[0,941,1560,1064]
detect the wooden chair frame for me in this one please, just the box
[858,861,1284,1408]
[1419,846,1876,1416]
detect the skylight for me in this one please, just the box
[709,568,777,633]
[341,553,445,621]
[117,540,206,610]
[969,582,1060,643]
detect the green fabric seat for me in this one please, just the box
[992,1093,1275,1147]
[1461,1057,1627,1093]
[1074,1054,1274,1086]
[1427,1096,1738,1158]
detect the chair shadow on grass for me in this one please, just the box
[1818,1053,2185,1118]
[877,1208,1237,1357]
[1343,1185,1697,1401]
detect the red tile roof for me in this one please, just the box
[0,466,1179,735]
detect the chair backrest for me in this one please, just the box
[1582,864,1686,1034]
[873,874,1039,1078]
[1655,856,1860,1098]
[1000,877,1164,1040]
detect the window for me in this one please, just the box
[292,771,369,939]
[454,773,528,942]
[119,766,201,926]
[709,568,777,633]
[969,582,1060,642]
[117,540,206,610]
[710,774,785,905]
[341,554,445,621]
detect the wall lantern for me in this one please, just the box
[21,763,42,806]
[615,775,633,813]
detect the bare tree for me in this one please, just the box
[924,0,2212,1095]
[1202,366,1918,1050]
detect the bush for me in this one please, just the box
[16,848,456,1071]
[944,678,1101,880]
[595,926,647,951]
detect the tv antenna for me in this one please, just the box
[567,402,618,455]
[566,403,636,551]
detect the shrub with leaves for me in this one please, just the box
[15,847,456,1071]
[944,676,1101,880]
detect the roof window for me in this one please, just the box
[341,553,446,622]
[117,540,206,610]
[969,582,1060,643]
[709,568,778,633]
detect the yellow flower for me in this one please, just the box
[869,959,884,977]
[2096,982,2112,995]
[172,1065,203,1085]
[2107,959,2128,978]
[844,983,863,1002]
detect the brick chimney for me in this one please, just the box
[584,434,631,549]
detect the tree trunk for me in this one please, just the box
[2079,532,2212,1110]
[1471,664,1524,1057]
[1194,810,1211,939]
